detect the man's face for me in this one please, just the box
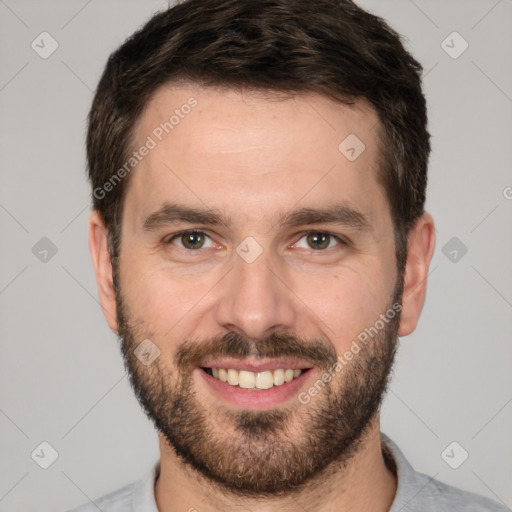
[113,85,400,495]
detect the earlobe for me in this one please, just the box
[398,213,436,337]
[88,210,119,333]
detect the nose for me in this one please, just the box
[214,245,297,341]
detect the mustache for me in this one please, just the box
[175,331,338,373]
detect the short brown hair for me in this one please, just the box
[87,0,430,273]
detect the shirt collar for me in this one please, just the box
[130,458,160,512]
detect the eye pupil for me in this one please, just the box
[183,232,204,249]
[307,232,330,250]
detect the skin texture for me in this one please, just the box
[89,84,436,512]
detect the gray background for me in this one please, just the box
[0,1,511,510]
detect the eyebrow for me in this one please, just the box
[142,202,372,232]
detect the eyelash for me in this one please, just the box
[163,229,348,251]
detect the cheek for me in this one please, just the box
[119,236,397,351]
[118,254,202,332]
[296,263,395,350]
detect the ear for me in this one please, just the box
[398,212,436,337]
[88,210,119,333]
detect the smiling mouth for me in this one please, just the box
[201,367,310,390]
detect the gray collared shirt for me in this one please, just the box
[66,433,509,511]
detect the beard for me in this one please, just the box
[114,266,402,498]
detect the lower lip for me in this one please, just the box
[197,368,313,410]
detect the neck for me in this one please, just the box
[154,417,397,512]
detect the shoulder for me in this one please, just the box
[410,471,510,511]
[382,433,509,512]
[64,480,139,512]
[64,460,160,512]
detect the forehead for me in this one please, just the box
[137,83,380,155]
[125,83,387,231]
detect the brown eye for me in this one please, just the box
[181,232,204,249]
[167,230,213,250]
[306,232,331,250]
[293,231,343,251]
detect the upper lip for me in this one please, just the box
[200,357,314,373]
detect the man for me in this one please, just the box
[68,0,507,510]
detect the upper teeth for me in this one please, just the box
[210,368,302,390]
